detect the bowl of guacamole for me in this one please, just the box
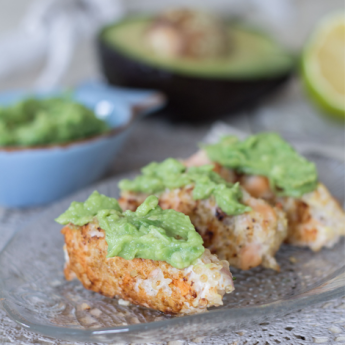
[0,97,110,148]
[0,82,164,207]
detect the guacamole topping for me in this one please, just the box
[204,133,318,198]
[56,191,205,269]
[119,158,251,216]
[0,97,109,147]
[55,191,122,226]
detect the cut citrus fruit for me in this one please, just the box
[302,12,345,119]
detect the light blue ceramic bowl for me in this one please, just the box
[0,82,165,208]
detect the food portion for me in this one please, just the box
[0,97,109,147]
[119,159,288,271]
[200,133,345,251]
[56,192,234,314]
[57,191,205,269]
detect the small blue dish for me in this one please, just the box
[0,82,165,208]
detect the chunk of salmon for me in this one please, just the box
[186,150,345,251]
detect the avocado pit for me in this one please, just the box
[146,9,231,60]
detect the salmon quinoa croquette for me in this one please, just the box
[188,149,345,251]
[62,223,234,314]
[119,187,287,271]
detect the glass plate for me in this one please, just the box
[0,154,344,344]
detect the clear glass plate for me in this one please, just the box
[0,154,344,344]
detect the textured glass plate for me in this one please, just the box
[0,154,344,344]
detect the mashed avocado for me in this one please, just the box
[56,191,205,269]
[55,191,122,226]
[0,97,109,147]
[204,133,318,198]
[119,158,251,216]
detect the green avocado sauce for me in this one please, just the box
[56,191,205,269]
[204,133,318,198]
[0,97,109,147]
[119,158,251,216]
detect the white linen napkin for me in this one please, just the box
[0,0,124,89]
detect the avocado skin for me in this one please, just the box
[97,39,292,121]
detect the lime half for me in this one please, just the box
[302,12,345,119]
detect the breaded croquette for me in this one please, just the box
[193,132,345,251]
[119,158,287,271]
[57,192,234,314]
[62,224,234,314]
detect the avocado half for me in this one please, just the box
[98,17,294,120]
